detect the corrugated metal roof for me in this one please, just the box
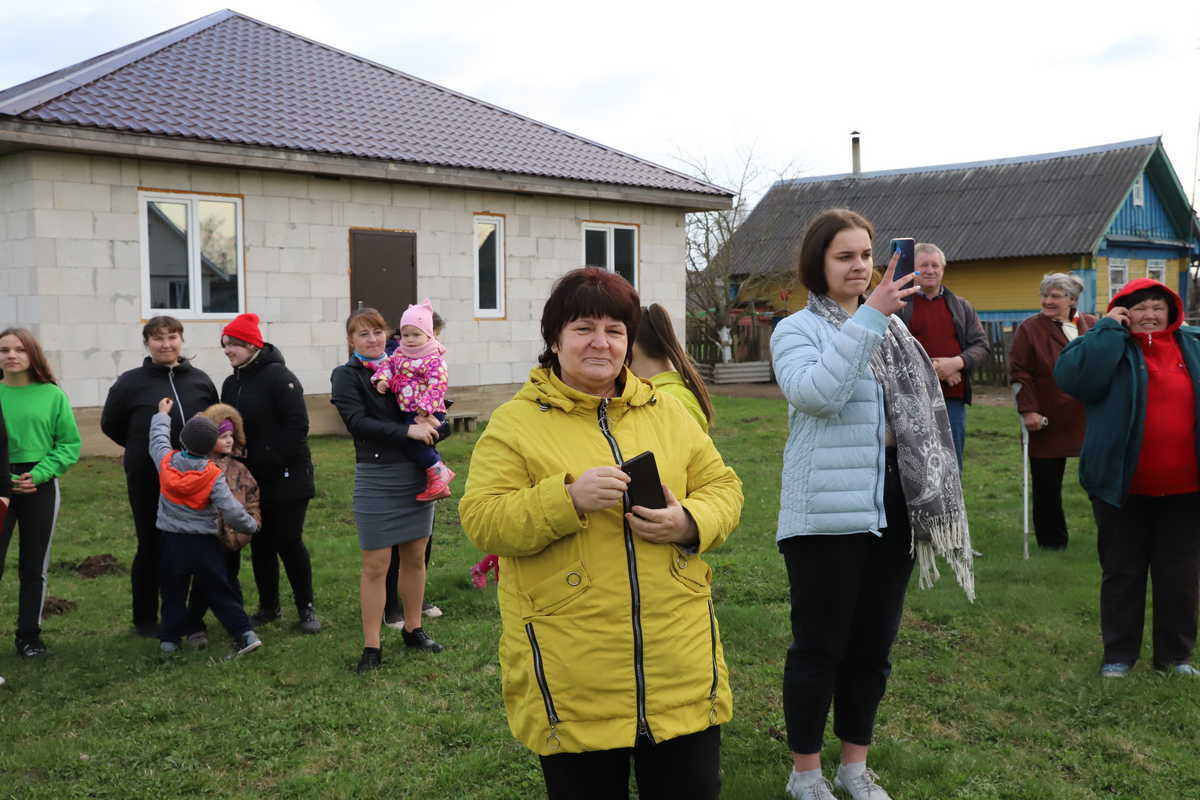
[721,138,1160,276]
[0,10,728,197]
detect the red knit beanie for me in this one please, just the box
[222,313,264,349]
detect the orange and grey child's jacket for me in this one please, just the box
[149,412,259,537]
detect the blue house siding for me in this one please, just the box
[1108,172,1181,241]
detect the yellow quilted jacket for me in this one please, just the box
[459,367,743,755]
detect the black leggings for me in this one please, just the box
[126,470,164,628]
[0,466,61,637]
[1030,457,1069,549]
[780,450,915,753]
[250,496,314,612]
[539,726,721,800]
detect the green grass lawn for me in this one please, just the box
[2,396,1198,799]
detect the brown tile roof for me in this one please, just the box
[0,10,728,197]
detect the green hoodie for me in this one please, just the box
[0,382,81,485]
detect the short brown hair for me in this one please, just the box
[539,268,641,370]
[142,315,184,343]
[345,307,388,337]
[0,328,57,385]
[797,209,876,295]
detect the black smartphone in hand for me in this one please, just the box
[620,451,667,513]
[890,238,916,290]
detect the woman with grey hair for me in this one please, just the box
[1008,273,1096,550]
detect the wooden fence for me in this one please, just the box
[974,320,1016,387]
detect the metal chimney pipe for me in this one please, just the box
[851,131,861,175]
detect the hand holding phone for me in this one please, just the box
[620,451,667,513]
[890,238,916,289]
[1105,306,1131,328]
[865,241,920,316]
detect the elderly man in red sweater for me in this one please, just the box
[898,243,990,471]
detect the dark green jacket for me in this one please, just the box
[1054,317,1200,507]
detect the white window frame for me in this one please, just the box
[1147,258,1167,284]
[1132,175,1145,207]
[1109,258,1128,299]
[138,190,245,319]
[473,214,505,319]
[582,222,639,287]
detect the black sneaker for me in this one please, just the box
[356,646,382,673]
[298,604,321,635]
[401,627,444,653]
[224,630,262,661]
[15,635,48,658]
[250,606,281,627]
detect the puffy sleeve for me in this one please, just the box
[677,428,742,554]
[458,405,586,558]
[771,306,888,418]
[1054,318,1130,404]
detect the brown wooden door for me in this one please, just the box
[349,230,416,329]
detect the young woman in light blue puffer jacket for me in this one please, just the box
[771,209,973,800]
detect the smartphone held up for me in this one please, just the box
[890,238,916,299]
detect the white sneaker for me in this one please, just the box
[834,767,894,800]
[0,674,6,687]
[786,772,837,800]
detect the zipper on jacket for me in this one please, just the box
[706,597,719,725]
[597,398,654,743]
[525,622,561,750]
[167,367,186,427]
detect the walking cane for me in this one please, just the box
[1011,383,1030,560]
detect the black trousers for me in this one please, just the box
[250,496,314,612]
[1093,492,1200,667]
[126,470,164,627]
[159,532,251,644]
[539,726,721,800]
[183,548,244,633]
[780,451,915,754]
[0,468,60,637]
[1030,457,1069,549]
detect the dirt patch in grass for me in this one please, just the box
[76,554,125,578]
[42,596,77,616]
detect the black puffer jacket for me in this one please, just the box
[330,357,451,464]
[220,344,315,501]
[101,357,219,475]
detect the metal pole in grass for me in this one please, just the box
[1011,383,1030,560]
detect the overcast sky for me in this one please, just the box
[3,1,1199,209]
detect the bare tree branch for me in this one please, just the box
[672,148,802,361]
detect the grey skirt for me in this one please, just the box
[352,461,435,551]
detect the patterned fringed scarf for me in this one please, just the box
[810,293,975,601]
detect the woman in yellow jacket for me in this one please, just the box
[629,303,714,433]
[460,268,743,800]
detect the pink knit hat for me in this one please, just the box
[399,300,436,340]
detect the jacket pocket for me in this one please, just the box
[525,622,562,749]
[668,549,712,594]
[520,559,591,617]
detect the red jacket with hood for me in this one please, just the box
[1109,279,1200,495]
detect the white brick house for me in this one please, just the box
[0,11,730,453]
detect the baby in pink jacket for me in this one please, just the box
[370,300,454,501]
